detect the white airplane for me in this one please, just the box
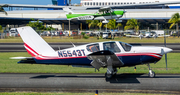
[126,31,170,39]
[1,0,180,10]
[11,26,172,79]
[81,0,180,9]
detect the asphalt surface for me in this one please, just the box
[0,73,180,94]
[0,43,180,52]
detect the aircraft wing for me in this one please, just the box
[1,1,180,10]
[126,35,140,38]
[84,1,180,9]
[158,35,170,37]
[87,50,124,70]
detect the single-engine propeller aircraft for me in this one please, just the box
[12,26,172,78]
[64,7,125,23]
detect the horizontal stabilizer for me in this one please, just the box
[10,57,33,60]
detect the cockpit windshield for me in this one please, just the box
[103,42,121,53]
[119,42,132,51]
[97,8,113,15]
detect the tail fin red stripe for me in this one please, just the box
[24,43,39,55]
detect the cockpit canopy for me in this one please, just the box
[86,41,132,53]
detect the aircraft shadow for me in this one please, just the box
[30,75,104,79]
[105,74,143,83]
[29,73,147,83]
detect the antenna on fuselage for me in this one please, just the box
[70,41,76,47]
[58,46,60,50]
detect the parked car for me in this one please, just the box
[9,28,18,37]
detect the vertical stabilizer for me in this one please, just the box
[17,26,56,57]
[63,7,74,14]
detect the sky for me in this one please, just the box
[0,0,80,5]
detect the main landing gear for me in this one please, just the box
[147,64,155,78]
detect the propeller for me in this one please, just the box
[109,8,113,19]
[0,4,9,15]
[164,31,168,70]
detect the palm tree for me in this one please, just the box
[124,18,140,33]
[116,23,122,30]
[168,13,180,37]
[86,20,99,29]
[0,25,4,39]
[97,22,102,31]
[0,4,8,15]
[103,19,122,31]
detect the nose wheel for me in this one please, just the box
[148,64,155,78]
[105,68,118,79]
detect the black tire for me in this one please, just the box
[148,71,155,78]
[105,73,113,79]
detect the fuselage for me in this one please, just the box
[80,0,180,8]
[33,41,172,67]
[66,10,124,20]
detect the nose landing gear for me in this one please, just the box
[147,64,155,78]
[105,67,118,79]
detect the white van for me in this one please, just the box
[9,28,18,37]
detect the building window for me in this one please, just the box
[99,2,101,6]
[102,2,104,6]
[96,2,98,6]
[93,2,95,5]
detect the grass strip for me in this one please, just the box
[1,37,180,43]
[0,92,169,95]
[0,52,179,74]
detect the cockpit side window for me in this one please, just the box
[103,42,121,53]
[86,44,100,52]
[120,42,132,51]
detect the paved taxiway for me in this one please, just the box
[0,43,180,52]
[0,73,180,93]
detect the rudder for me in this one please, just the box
[17,26,56,57]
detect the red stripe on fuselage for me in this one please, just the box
[34,53,162,60]
[116,53,162,59]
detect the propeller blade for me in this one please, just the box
[165,53,168,70]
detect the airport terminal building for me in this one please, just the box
[0,0,180,31]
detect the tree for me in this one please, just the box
[0,4,8,15]
[86,20,99,29]
[27,19,46,31]
[97,22,102,31]
[0,25,4,39]
[46,26,55,31]
[116,23,123,30]
[124,18,140,33]
[168,13,180,37]
[103,19,122,31]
